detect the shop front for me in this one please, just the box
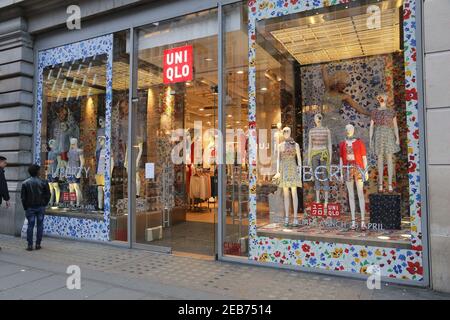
[31,0,427,285]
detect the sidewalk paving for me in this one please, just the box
[0,235,449,300]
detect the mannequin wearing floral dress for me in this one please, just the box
[369,93,400,192]
[273,127,302,227]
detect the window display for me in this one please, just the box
[253,0,414,249]
[41,54,107,215]
[245,0,423,281]
[34,32,130,242]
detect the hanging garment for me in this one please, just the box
[339,138,367,170]
[189,175,202,199]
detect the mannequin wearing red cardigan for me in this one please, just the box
[339,124,368,231]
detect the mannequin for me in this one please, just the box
[369,93,400,192]
[57,121,71,161]
[339,124,368,231]
[67,137,84,207]
[47,139,61,206]
[203,134,216,170]
[96,136,114,210]
[273,127,302,227]
[96,117,106,151]
[307,113,332,206]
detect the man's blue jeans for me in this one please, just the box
[25,207,45,246]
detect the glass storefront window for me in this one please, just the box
[254,0,412,249]
[135,8,218,256]
[37,31,129,242]
[110,31,130,242]
[223,1,250,257]
[41,54,109,217]
[33,0,423,282]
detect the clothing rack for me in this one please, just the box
[188,166,213,212]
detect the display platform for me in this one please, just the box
[45,207,104,220]
[257,216,411,249]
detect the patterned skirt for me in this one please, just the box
[279,158,302,188]
[373,126,400,155]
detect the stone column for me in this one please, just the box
[0,15,33,236]
[424,0,450,293]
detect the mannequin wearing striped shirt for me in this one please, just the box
[307,113,332,206]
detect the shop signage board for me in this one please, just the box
[163,45,193,84]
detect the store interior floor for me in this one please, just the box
[140,206,250,257]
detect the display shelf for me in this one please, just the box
[45,207,104,220]
[257,222,411,249]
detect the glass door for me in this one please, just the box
[133,8,219,257]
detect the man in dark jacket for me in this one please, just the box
[0,156,10,208]
[0,156,11,251]
[21,164,51,251]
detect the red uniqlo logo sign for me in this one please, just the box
[163,45,193,84]
[310,203,341,217]
[70,192,77,202]
[327,203,341,217]
[63,192,69,202]
[311,203,325,216]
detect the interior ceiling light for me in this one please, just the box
[270,0,401,65]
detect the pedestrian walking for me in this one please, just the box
[0,156,11,251]
[21,164,51,251]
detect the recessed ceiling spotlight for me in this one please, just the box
[228,114,233,118]
[261,87,268,92]
[205,58,213,62]
[236,70,244,74]
[199,108,204,111]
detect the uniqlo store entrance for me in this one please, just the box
[132,10,221,255]
[33,0,428,284]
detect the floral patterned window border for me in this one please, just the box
[247,0,424,281]
[31,34,114,241]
